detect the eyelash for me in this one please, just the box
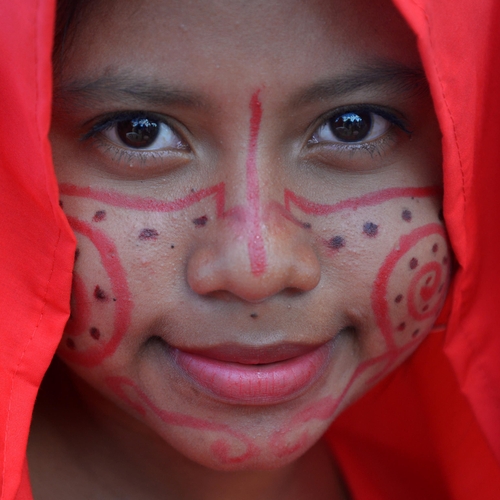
[81,111,189,164]
[82,105,410,166]
[307,104,411,153]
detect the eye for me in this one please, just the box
[95,114,187,151]
[311,111,392,144]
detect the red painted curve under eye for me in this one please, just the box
[284,186,442,216]
[59,217,133,367]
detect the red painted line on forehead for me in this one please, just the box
[284,186,442,215]
[59,182,226,217]
[245,90,267,276]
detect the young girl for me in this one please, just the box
[2,0,500,498]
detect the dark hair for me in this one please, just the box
[53,0,92,72]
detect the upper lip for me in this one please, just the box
[170,342,327,365]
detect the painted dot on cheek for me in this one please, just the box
[193,215,208,227]
[395,294,403,303]
[66,338,76,349]
[250,313,258,319]
[302,222,312,229]
[402,209,412,222]
[412,329,420,337]
[139,228,159,240]
[363,222,378,237]
[397,322,406,331]
[328,235,345,250]
[432,243,439,253]
[90,327,101,340]
[409,257,419,270]
[92,210,106,222]
[94,285,107,301]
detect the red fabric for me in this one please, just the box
[0,1,75,499]
[327,0,500,497]
[1,0,500,498]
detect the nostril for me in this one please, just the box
[186,212,321,302]
[283,287,307,297]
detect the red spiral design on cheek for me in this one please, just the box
[372,223,449,351]
[408,261,443,321]
[58,217,133,367]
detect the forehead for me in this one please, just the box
[61,0,421,94]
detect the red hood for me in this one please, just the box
[1,0,500,498]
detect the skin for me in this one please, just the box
[28,0,450,498]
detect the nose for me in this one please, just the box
[186,207,321,303]
[187,90,321,303]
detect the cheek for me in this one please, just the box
[59,215,133,367]
[372,222,450,349]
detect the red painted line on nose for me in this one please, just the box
[246,90,267,276]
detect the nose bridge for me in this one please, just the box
[186,90,321,302]
[243,90,266,277]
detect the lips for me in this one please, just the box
[171,341,332,405]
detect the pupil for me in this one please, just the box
[330,112,371,142]
[117,118,159,148]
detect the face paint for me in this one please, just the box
[60,217,132,366]
[56,173,449,467]
[244,91,266,276]
[106,376,260,465]
[49,0,448,476]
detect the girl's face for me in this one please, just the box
[51,0,449,470]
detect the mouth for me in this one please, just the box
[170,341,334,405]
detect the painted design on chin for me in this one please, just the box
[105,376,260,465]
[59,217,133,367]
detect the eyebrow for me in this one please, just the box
[53,73,207,110]
[54,61,427,112]
[290,61,428,106]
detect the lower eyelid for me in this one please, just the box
[87,133,193,178]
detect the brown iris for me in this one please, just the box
[329,112,372,142]
[116,117,159,148]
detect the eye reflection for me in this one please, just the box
[100,115,186,151]
[313,111,392,144]
[117,117,159,148]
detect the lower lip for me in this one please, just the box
[172,343,332,405]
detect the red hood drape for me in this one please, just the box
[1,0,500,498]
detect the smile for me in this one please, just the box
[171,341,333,405]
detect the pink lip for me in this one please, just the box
[172,342,332,405]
